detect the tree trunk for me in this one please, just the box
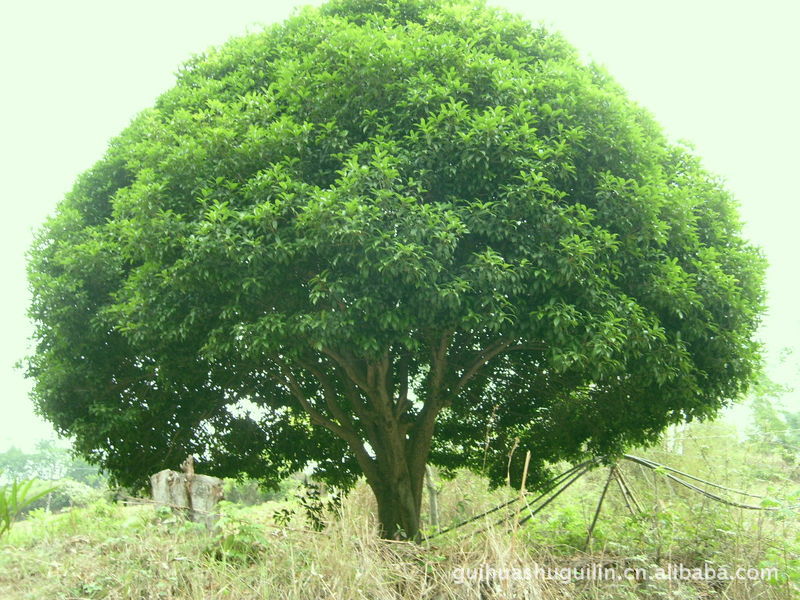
[369,462,426,540]
[279,344,455,541]
[371,482,420,540]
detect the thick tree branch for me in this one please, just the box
[273,359,379,483]
[321,347,371,394]
[375,350,393,407]
[429,329,453,400]
[275,363,346,438]
[450,338,514,398]
[330,361,373,420]
[393,350,410,419]
[295,357,358,434]
[404,330,453,480]
[449,340,544,400]
[300,354,396,467]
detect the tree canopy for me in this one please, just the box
[27,0,765,538]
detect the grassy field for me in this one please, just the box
[1,421,797,599]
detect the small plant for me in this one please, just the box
[0,470,58,536]
[271,479,342,531]
[272,507,295,528]
[205,502,269,564]
[296,480,341,532]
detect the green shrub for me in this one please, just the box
[205,502,269,564]
[21,478,101,514]
[223,475,301,506]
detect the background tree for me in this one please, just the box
[0,448,31,482]
[0,442,105,487]
[748,351,800,470]
[26,0,765,539]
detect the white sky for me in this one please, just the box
[1,0,798,452]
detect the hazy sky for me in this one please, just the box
[1,0,798,452]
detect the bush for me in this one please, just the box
[223,476,301,506]
[21,478,101,514]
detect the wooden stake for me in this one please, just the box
[520,451,531,498]
[514,451,532,533]
[584,466,615,550]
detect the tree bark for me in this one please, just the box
[362,405,430,540]
[369,459,426,540]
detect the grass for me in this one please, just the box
[0,422,797,599]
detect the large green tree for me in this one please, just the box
[27,0,765,539]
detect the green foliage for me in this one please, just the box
[26,0,765,536]
[761,511,800,593]
[272,479,342,531]
[21,478,102,514]
[223,473,301,505]
[205,502,269,564]
[0,472,58,536]
[748,372,800,468]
